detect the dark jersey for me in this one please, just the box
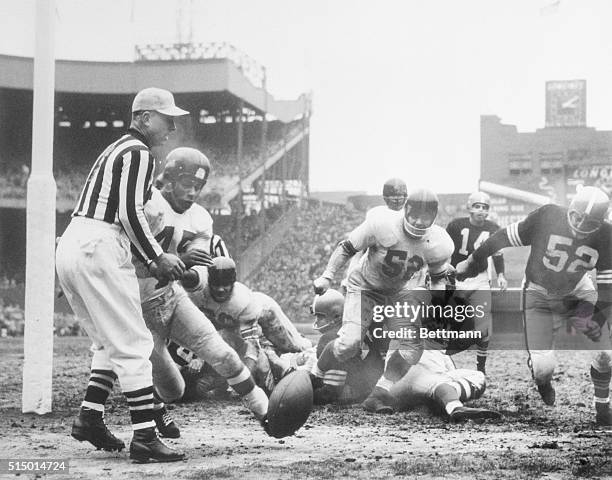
[475,204,612,294]
[446,217,501,272]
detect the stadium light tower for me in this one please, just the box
[22,0,57,414]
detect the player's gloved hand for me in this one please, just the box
[572,316,602,341]
[456,255,485,281]
[497,273,508,291]
[313,276,332,295]
[180,249,213,269]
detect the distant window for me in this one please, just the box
[540,158,563,175]
[508,154,532,176]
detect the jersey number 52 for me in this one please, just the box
[542,234,598,273]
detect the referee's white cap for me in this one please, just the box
[132,87,189,116]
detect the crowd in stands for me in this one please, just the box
[0,120,304,213]
[0,299,83,337]
[248,202,363,324]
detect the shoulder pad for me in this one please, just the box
[365,205,389,220]
[189,203,214,233]
[369,209,403,248]
[424,225,454,264]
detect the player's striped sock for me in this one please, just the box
[227,366,256,396]
[433,383,462,414]
[476,340,489,373]
[153,389,164,411]
[591,365,611,406]
[125,385,156,431]
[81,369,117,414]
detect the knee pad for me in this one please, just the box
[384,350,412,383]
[332,336,360,363]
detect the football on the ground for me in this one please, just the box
[266,370,313,438]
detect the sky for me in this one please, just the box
[1,0,612,194]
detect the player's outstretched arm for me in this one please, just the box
[457,228,512,280]
[313,239,359,294]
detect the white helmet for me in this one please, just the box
[403,188,439,238]
[467,191,491,213]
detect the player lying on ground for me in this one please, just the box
[446,191,507,374]
[456,186,612,426]
[309,289,500,422]
[134,147,269,436]
[179,256,312,395]
[312,188,456,414]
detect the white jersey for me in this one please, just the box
[345,208,454,292]
[187,270,261,331]
[136,188,213,302]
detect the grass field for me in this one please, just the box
[1,335,611,479]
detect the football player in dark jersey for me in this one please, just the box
[382,178,408,211]
[446,191,506,374]
[457,186,612,426]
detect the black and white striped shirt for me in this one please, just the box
[210,234,230,258]
[73,128,163,262]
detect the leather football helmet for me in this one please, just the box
[208,257,237,303]
[310,289,344,333]
[162,147,211,212]
[403,188,439,238]
[382,178,408,211]
[567,186,609,237]
[467,191,491,213]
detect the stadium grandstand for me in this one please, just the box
[0,44,311,295]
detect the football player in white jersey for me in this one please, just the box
[310,290,501,422]
[180,257,312,394]
[445,191,506,374]
[312,188,455,413]
[135,147,269,436]
[342,178,408,291]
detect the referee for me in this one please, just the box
[56,87,188,463]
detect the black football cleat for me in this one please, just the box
[361,386,395,414]
[153,407,180,438]
[449,406,501,423]
[313,384,343,405]
[595,404,612,427]
[537,381,556,406]
[71,411,125,452]
[130,428,185,463]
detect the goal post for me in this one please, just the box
[22,0,57,414]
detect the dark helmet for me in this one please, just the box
[403,188,439,238]
[567,186,609,237]
[162,147,211,186]
[382,178,408,211]
[209,256,237,286]
[310,289,344,333]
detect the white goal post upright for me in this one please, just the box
[22,0,57,414]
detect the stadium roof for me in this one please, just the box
[0,54,309,123]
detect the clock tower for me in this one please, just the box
[545,79,586,127]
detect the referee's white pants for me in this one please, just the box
[56,218,154,392]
